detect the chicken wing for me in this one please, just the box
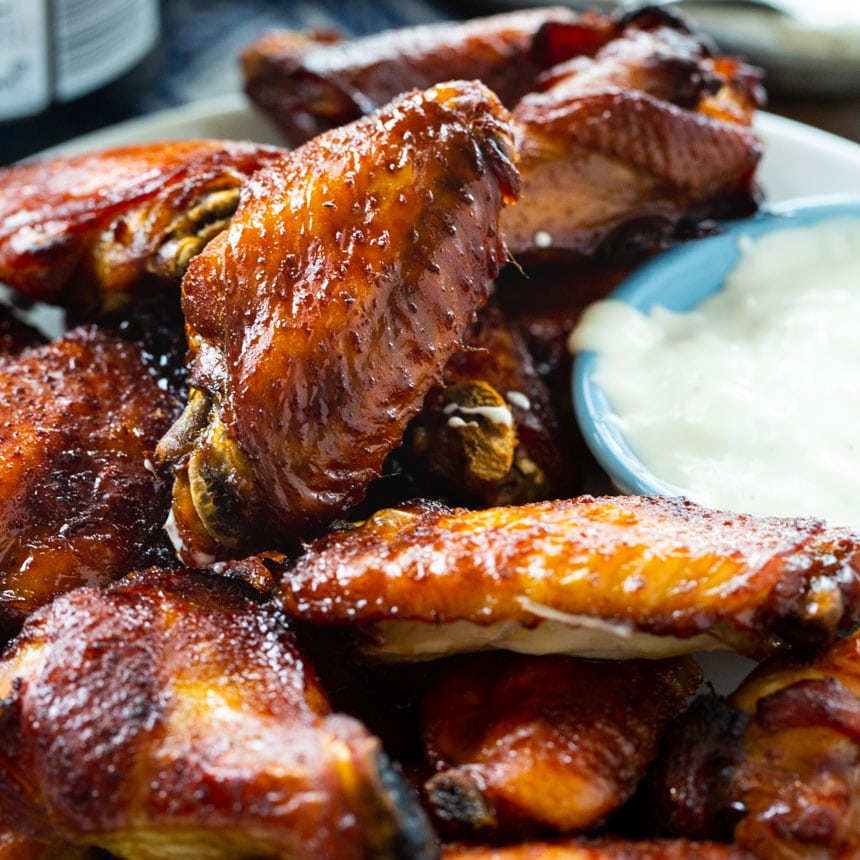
[420,653,700,838]
[240,6,763,263]
[274,495,860,660]
[404,301,576,507]
[241,7,579,145]
[0,140,284,315]
[502,6,763,259]
[156,80,518,564]
[0,325,182,640]
[652,630,860,858]
[0,568,437,859]
[442,838,752,859]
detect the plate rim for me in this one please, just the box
[32,92,860,162]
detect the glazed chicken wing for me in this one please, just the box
[274,495,860,661]
[0,325,182,640]
[502,7,763,259]
[0,569,437,859]
[420,653,700,838]
[0,140,283,315]
[652,630,860,858]
[241,7,578,146]
[156,80,518,564]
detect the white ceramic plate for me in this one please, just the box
[26,96,860,693]
[31,92,860,348]
[41,91,860,196]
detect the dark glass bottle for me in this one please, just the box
[0,0,162,164]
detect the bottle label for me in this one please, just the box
[0,0,160,120]
[0,2,51,121]
[54,0,160,103]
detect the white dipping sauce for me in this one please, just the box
[570,216,860,528]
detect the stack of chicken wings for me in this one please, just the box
[0,5,855,859]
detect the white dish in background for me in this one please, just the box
[39,92,860,199]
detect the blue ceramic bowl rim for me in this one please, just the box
[572,193,860,496]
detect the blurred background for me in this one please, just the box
[2,0,859,164]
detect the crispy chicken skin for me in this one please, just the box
[731,637,860,859]
[157,80,518,563]
[405,301,575,507]
[0,325,182,640]
[241,7,578,145]
[420,653,701,837]
[0,569,438,860]
[502,7,763,259]
[275,495,860,660]
[0,140,283,315]
[654,630,860,858]
[442,838,753,859]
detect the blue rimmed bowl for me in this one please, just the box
[572,194,860,496]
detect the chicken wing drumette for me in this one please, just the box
[274,495,860,661]
[420,653,701,838]
[0,140,284,315]
[0,569,437,859]
[156,80,518,564]
[0,325,182,640]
